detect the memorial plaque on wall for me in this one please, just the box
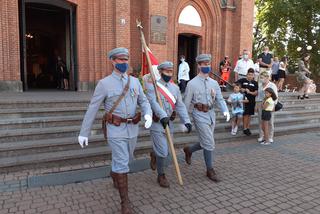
[150,15,167,44]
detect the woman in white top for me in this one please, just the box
[277,56,288,92]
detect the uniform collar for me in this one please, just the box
[198,74,209,81]
[112,71,128,80]
[159,78,170,86]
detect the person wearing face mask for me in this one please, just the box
[256,71,278,144]
[178,55,190,93]
[144,61,192,188]
[183,54,230,182]
[77,47,152,214]
[233,49,255,81]
[258,46,273,77]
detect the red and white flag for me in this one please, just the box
[141,46,176,109]
[141,46,160,80]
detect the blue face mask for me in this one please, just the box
[200,66,211,74]
[161,73,172,83]
[115,63,129,73]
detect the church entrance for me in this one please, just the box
[177,33,200,80]
[19,0,77,90]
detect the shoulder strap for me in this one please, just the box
[109,76,131,114]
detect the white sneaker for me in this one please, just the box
[257,137,264,143]
[264,142,271,145]
[234,126,238,133]
[269,139,274,143]
[259,140,266,145]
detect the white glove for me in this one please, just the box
[223,112,230,122]
[144,114,152,129]
[78,136,88,148]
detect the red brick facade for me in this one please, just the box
[0,0,255,91]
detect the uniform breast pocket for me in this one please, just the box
[129,87,140,106]
[195,91,202,102]
[127,88,140,100]
[107,90,122,103]
[210,88,216,100]
[129,87,139,98]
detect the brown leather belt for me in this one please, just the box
[107,112,141,126]
[102,112,141,139]
[152,111,176,122]
[194,103,212,112]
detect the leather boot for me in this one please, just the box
[207,168,220,182]
[157,174,170,188]
[183,147,192,165]
[116,173,132,214]
[110,171,118,189]
[150,152,156,170]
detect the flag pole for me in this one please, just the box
[136,20,183,185]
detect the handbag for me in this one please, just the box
[275,101,283,111]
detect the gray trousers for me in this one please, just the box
[257,103,274,140]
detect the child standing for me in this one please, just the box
[227,84,248,135]
[261,88,277,145]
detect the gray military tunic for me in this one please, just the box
[79,71,152,173]
[145,78,190,157]
[184,75,228,151]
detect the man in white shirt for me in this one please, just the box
[178,55,190,93]
[233,49,255,81]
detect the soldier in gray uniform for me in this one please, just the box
[78,47,152,214]
[144,61,192,188]
[183,54,230,182]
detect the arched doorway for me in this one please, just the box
[178,33,201,79]
[173,1,222,80]
[176,5,203,80]
[19,0,77,91]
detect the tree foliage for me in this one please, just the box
[253,0,320,74]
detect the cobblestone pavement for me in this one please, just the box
[0,132,319,214]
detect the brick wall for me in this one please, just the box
[0,0,22,91]
[0,0,255,91]
[285,74,320,93]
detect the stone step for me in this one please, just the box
[0,100,89,109]
[0,101,318,120]
[0,122,318,169]
[0,114,320,145]
[0,107,99,119]
[0,97,319,118]
[0,107,318,130]
[0,96,320,120]
[0,93,319,109]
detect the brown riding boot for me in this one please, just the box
[110,171,118,189]
[157,174,170,188]
[183,147,192,165]
[150,152,156,170]
[116,173,132,214]
[207,168,220,182]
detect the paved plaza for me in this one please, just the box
[0,132,319,214]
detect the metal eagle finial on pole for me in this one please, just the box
[136,19,183,185]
